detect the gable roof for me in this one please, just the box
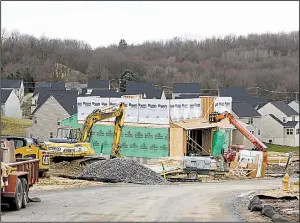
[32,91,78,115]
[50,82,66,90]
[1,89,13,104]
[125,82,163,99]
[270,101,299,116]
[35,82,52,88]
[245,95,269,108]
[126,82,155,93]
[173,83,201,94]
[232,102,262,118]
[269,114,298,128]
[1,79,22,89]
[33,82,66,96]
[87,79,110,89]
[90,89,123,98]
[218,87,248,102]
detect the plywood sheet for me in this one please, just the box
[201,97,215,120]
[170,125,185,157]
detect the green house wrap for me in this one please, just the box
[61,114,169,158]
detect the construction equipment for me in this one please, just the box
[1,136,50,177]
[209,111,268,163]
[44,102,125,162]
[209,111,268,151]
[1,139,40,211]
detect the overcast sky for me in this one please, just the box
[2,1,299,48]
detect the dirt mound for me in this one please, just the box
[79,158,169,185]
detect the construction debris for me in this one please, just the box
[79,158,169,185]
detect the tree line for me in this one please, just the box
[1,29,299,92]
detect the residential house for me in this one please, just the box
[31,82,67,114]
[288,100,299,113]
[26,92,78,141]
[231,102,263,149]
[1,89,22,118]
[218,87,268,109]
[86,79,110,94]
[258,101,299,147]
[65,82,87,94]
[125,82,166,99]
[90,89,123,98]
[1,79,25,102]
[172,83,201,99]
[258,101,299,122]
[260,114,299,147]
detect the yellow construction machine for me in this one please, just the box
[44,102,125,163]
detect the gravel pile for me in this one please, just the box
[78,158,169,185]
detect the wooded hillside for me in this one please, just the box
[1,29,299,92]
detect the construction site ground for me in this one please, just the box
[1,178,283,222]
[233,180,299,222]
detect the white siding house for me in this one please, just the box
[1,89,22,118]
[289,100,299,113]
[258,101,299,147]
[1,79,25,102]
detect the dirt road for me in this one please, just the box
[2,179,282,222]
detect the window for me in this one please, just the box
[258,129,260,135]
[283,117,286,123]
[34,117,37,124]
[248,118,253,124]
[286,129,294,135]
[57,118,61,126]
[250,130,254,134]
[296,129,299,135]
[50,132,53,138]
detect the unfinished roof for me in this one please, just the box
[218,87,248,102]
[171,118,248,130]
[269,114,298,128]
[270,101,299,116]
[1,89,12,104]
[87,79,110,89]
[1,79,22,89]
[232,102,262,118]
[172,83,201,94]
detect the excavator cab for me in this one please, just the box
[48,127,81,143]
[56,127,81,140]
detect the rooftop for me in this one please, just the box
[87,79,110,89]
[269,114,298,128]
[173,83,201,94]
[232,102,262,118]
[1,79,22,89]
[1,89,13,104]
[270,101,299,116]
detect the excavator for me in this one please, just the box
[209,111,268,163]
[44,102,125,164]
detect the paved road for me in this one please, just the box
[2,179,282,222]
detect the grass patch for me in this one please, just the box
[1,116,32,137]
[266,143,299,154]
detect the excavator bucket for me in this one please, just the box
[209,112,220,123]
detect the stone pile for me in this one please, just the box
[79,158,169,185]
